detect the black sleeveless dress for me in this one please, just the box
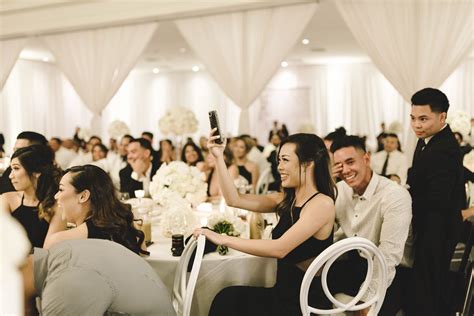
[11,195,49,248]
[209,192,333,316]
[86,218,143,255]
[237,165,252,184]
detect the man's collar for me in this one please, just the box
[352,171,379,201]
[424,124,447,145]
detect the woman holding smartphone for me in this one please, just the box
[194,128,336,315]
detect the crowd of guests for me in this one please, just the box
[1,87,472,315]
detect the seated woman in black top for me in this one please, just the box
[44,165,147,255]
[0,145,66,248]
[229,136,259,191]
[194,132,337,316]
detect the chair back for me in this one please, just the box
[172,234,206,316]
[256,168,272,195]
[300,237,388,316]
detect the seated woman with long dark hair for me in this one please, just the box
[194,131,337,315]
[181,142,205,171]
[0,144,66,248]
[44,164,147,255]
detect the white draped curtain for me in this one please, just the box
[335,0,474,158]
[175,3,318,133]
[0,38,27,91]
[2,58,472,153]
[42,23,158,133]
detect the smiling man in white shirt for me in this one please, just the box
[328,135,413,316]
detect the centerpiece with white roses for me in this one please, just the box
[149,161,208,237]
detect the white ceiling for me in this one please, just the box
[5,0,472,73]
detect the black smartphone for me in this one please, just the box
[208,110,223,144]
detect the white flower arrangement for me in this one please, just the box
[159,199,198,238]
[207,211,246,255]
[108,120,130,139]
[149,161,208,208]
[464,150,474,172]
[447,111,470,139]
[77,127,91,142]
[159,106,199,136]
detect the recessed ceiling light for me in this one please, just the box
[302,38,310,45]
[281,61,288,68]
[179,47,186,53]
[192,66,200,72]
[42,57,49,62]
[152,68,160,74]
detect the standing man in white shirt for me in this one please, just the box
[370,133,408,184]
[329,135,413,316]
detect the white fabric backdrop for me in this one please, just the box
[1,58,472,154]
[43,23,158,133]
[335,0,474,102]
[335,0,474,157]
[176,3,317,134]
[0,38,27,91]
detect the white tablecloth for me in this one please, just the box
[146,233,277,316]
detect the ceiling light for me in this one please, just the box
[302,38,310,45]
[281,61,288,68]
[42,57,49,62]
[152,68,160,74]
[192,66,200,72]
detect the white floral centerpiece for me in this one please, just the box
[464,150,474,172]
[108,120,130,139]
[149,161,208,237]
[150,161,208,207]
[77,127,91,142]
[159,106,199,136]
[447,110,470,139]
[159,198,199,238]
[207,211,246,255]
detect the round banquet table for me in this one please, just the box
[146,229,277,316]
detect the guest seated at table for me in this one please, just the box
[181,141,205,171]
[44,164,148,255]
[229,136,259,192]
[0,131,49,194]
[120,138,161,198]
[205,146,235,200]
[158,139,175,164]
[0,144,66,248]
[68,136,102,168]
[108,134,133,190]
[330,136,412,315]
[23,239,175,315]
[194,130,336,316]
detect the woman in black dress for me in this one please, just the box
[0,144,65,248]
[44,164,147,255]
[195,131,337,316]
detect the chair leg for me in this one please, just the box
[462,266,474,316]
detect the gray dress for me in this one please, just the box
[34,239,176,316]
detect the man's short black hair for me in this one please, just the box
[17,131,48,145]
[50,137,62,145]
[384,133,398,139]
[142,131,154,139]
[130,138,153,153]
[411,88,449,113]
[330,135,366,154]
[89,136,102,143]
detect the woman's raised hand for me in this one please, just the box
[208,128,226,158]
